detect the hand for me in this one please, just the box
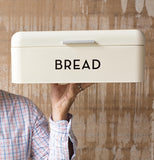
[51,83,93,121]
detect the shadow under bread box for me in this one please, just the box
[11,30,145,83]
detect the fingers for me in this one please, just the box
[68,83,79,97]
[69,83,94,96]
[81,83,94,90]
[50,83,58,89]
[51,83,94,88]
[51,83,94,95]
[76,83,94,92]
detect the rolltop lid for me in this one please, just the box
[11,29,145,47]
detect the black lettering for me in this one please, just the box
[55,60,62,69]
[74,59,80,69]
[82,60,90,69]
[64,59,71,69]
[92,59,101,69]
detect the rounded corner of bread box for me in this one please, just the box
[135,30,145,44]
[11,31,24,47]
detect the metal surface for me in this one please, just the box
[63,40,96,44]
[0,0,153,159]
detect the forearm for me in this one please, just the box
[50,83,92,159]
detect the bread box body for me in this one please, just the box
[11,30,145,83]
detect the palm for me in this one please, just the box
[50,83,93,121]
[51,84,76,105]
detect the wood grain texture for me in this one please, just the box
[0,0,153,159]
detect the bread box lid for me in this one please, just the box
[11,30,145,47]
[11,29,145,83]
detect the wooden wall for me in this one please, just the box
[0,0,154,159]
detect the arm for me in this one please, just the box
[49,113,77,160]
[50,83,92,159]
[30,104,77,160]
[31,83,92,159]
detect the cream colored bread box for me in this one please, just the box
[11,30,145,83]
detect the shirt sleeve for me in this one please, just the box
[30,104,77,160]
[49,113,78,160]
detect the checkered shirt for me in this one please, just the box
[0,90,77,160]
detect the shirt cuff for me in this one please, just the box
[49,113,77,160]
[49,113,72,134]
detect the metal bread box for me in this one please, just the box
[11,30,145,83]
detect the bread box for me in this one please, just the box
[11,30,145,83]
